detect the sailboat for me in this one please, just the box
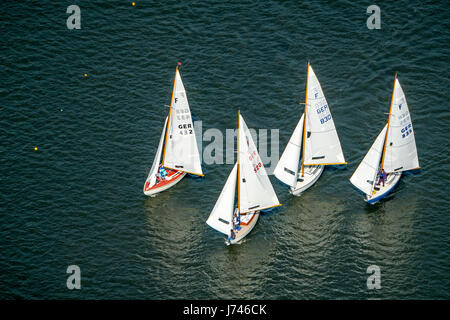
[350,74,419,204]
[143,65,203,196]
[206,111,281,245]
[274,63,346,196]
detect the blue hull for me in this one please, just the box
[366,175,401,204]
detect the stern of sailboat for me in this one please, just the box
[229,211,260,245]
[291,165,325,195]
[143,167,186,196]
[365,172,402,204]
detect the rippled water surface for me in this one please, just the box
[1,1,449,299]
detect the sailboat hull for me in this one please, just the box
[228,211,259,245]
[366,172,402,204]
[143,168,186,196]
[290,165,324,196]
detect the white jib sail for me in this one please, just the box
[163,69,203,175]
[238,114,281,213]
[144,117,168,191]
[206,163,238,236]
[273,113,304,188]
[303,65,346,165]
[382,78,419,173]
[350,124,388,196]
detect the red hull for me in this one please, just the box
[144,168,186,195]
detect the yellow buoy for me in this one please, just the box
[132,2,135,6]
[34,147,38,151]
[84,73,87,77]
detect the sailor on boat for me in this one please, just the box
[159,166,167,181]
[227,229,236,245]
[377,168,387,187]
[233,212,241,231]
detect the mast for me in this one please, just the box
[237,110,241,213]
[301,61,310,177]
[380,73,397,170]
[161,66,178,165]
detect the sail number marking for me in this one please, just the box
[248,150,262,173]
[178,123,193,135]
[401,123,412,138]
[316,104,328,114]
[316,104,332,124]
[320,114,332,124]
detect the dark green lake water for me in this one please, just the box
[1,1,449,299]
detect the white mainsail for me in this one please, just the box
[382,78,419,173]
[238,114,281,213]
[350,124,388,196]
[206,163,238,236]
[144,117,168,191]
[273,113,304,188]
[303,65,346,165]
[163,68,203,175]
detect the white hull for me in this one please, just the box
[227,211,259,245]
[365,172,402,204]
[143,172,186,196]
[290,165,324,196]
